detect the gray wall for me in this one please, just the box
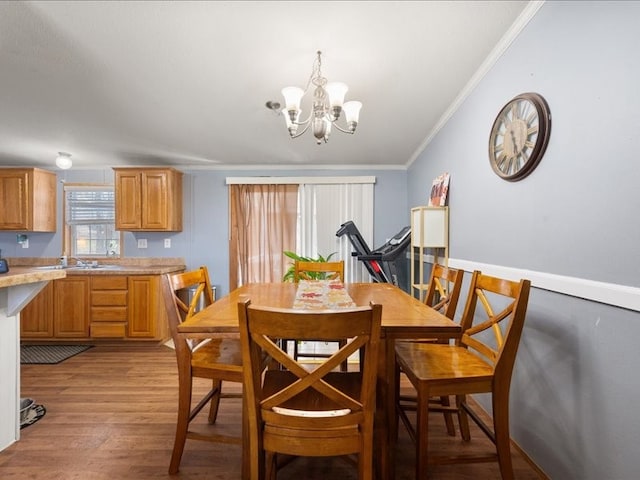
[408,2,640,478]
[0,168,408,297]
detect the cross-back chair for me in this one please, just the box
[292,260,349,371]
[162,266,243,474]
[422,263,464,320]
[293,260,344,282]
[394,270,531,479]
[397,263,464,436]
[238,298,382,480]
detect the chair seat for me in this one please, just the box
[191,338,244,381]
[395,342,494,393]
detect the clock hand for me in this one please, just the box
[510,129,518,154]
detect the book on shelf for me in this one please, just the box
[428,172,450,207]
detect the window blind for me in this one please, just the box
[65,186,115,225]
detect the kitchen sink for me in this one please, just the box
[68,265,123,270]
[33,264,123,271]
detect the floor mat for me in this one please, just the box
[20,404,46,429]
[20,345,93,364]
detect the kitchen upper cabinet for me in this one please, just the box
[114,167,183,231]
[0,168,56,231]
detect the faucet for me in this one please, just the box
[72,258,86,267]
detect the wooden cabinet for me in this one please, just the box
[127,275,167,339]
[20,282,54,337]
[54,277,90,337]
[0,168,56,231]
[114,167,183,231]
[21,273,168,342]
[410,206,449,301]
[90,276,128,338]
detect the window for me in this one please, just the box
[227,177,375,288]
[297,182,374,283]
[63,184,121,257]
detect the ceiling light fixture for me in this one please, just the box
[55,152,72,169]
[271,51,362,145]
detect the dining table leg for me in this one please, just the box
[241,389,249,480]
[385,336,398,480]
[374,336,397,480]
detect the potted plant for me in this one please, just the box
[282,251,337,282]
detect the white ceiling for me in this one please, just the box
[0,1,533,170]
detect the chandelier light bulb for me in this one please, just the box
[343,101,362,124]
[281,87,304,112]
[325,82,348,108]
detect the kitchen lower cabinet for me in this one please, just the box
[20,273,168,342]
[127,275,167,339]
[20,282,54,337]
[54,277,90,337]
[90,276,128,338]
[21,277,90,338]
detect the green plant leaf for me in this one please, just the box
[282,251,339,282]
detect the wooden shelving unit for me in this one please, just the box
[410,206,449,301]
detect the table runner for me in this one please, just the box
[293,280,356,309]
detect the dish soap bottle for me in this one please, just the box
[0,249,9,274]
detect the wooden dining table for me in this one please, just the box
[177,281,461,480]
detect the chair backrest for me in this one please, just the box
[294,260,344,282]
[162,266,215,352]
[423,263,464,320]
[237,298,382,444]
[458,270,531,382]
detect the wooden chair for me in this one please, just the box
[238,298,382,480]
[397,263,464,436]
[293,260,344,282]
[292,260,348,371]
[394,270,531,479]
[421,263,464,321]
[162,266,243,474]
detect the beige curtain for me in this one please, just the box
[229,184,298,290]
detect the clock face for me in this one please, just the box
[488,92,551,181]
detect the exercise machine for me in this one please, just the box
[336,221,411,289]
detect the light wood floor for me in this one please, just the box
[0,345,543,479]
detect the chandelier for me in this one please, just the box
[269,51,362,145]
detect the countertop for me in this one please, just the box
[0,267,66,289]
[5,257,186,277]
[64,265,185,275]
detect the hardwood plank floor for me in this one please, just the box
[0,345,543,479]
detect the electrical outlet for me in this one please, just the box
[137,238,148,249]
[164,238,171,248]
[21,239,29,248]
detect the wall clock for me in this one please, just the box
[488,92,551,181]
